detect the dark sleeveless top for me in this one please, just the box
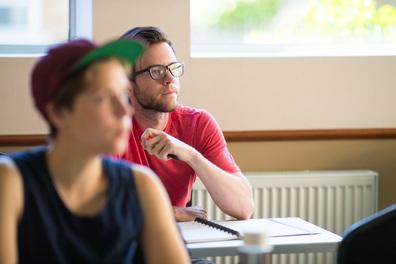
[11,147,144,263]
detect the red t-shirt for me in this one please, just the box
[116,105,240,206]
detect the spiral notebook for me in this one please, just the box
[178,217,318,243]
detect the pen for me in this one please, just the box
[167,154,179,160]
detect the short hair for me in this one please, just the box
[120,26,174,52]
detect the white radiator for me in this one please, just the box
[191,170,378,264]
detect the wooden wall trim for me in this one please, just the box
[224,128,396,142]
[0,135,48,147]
[1,128,396,146]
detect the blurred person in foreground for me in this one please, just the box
[0,38,189,263]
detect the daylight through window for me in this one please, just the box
[191,0,396,57]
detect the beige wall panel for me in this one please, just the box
[0,58,47,134]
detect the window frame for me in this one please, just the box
[0,0,92,56]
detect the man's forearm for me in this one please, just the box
[185,150,254,220]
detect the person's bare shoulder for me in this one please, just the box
[0,156,24,219]
[130,164,165,192]
[131,164,173,206]
[132,164,156,177]
[0,156,21,184]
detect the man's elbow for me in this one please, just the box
[232,200,255,220]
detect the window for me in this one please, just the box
[0,0,92,55]
[191,0,396,57]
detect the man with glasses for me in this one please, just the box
[117,27,254,222]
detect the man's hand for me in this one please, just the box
[173,206,207,222]
[141,128,195,161]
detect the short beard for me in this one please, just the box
[133,84,178,113]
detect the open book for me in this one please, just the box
[178,217,319,243]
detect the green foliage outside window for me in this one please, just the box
[216,0,396,41]
[216,0,282,29]
[302,0,396,40]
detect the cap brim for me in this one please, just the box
[73,39,144,72]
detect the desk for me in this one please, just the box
[185,217,342,258]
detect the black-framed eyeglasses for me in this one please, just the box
[132,61,184,81]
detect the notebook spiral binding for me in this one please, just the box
[194,217,241,238]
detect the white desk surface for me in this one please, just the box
[186,217,342,258]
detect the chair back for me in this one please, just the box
[337,203,396,264]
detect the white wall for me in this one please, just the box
[1,0,395,134]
